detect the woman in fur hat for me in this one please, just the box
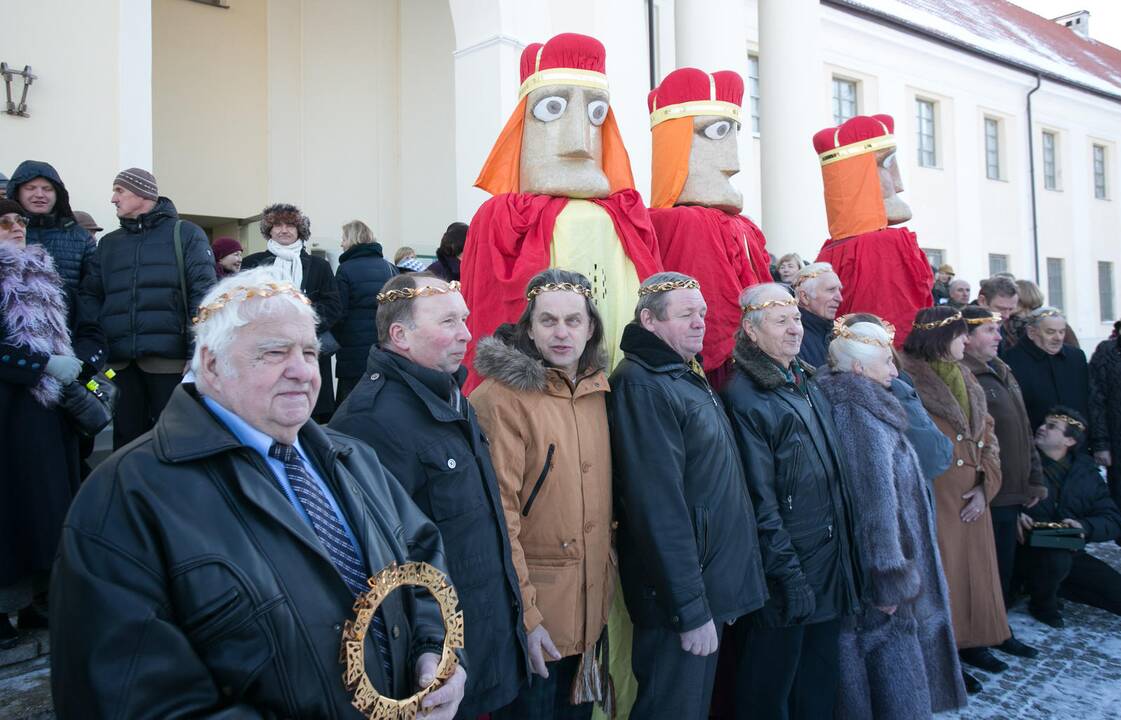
[901,306,1009,695]
[470,268,614,719]
[815,319,966,717]
[0,198,83,648]
[243,203,342,421]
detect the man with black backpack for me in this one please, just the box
[83,168,216,449]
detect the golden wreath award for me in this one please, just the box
[340,562,464,719]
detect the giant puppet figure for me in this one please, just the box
[647,68,770,388]
[462,33,663,390]
[813,114,933,346]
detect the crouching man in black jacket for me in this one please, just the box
[721,282,862,720]
[50,268,465,719]
[1020,406,1121,628]
[609,272,767,720]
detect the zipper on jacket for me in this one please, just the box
[521,443,555,516]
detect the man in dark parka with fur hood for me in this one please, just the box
[720,283,861,720]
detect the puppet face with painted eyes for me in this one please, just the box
[877,147,912,224]
[677,115,743,214]
[520,85,612,198]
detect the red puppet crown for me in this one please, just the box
[518,33,610,100]
[648,68,743,128]
[813,114,896,165]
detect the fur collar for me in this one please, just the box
[815,369,909,433]
[0,243,73,407]
[901,354,986,437]
[474,328,606,393]
[731,331,815,390]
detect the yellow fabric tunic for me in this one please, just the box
[550,200,641,370]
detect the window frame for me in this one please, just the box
[1042,130,1059,191]
[988,253,1009,277]
[748,54,761,136]
[1101,261,1116,322]
[1047,257,1066,310]
[916,97,937,168]
[831,77,858,126]
[1093,143,1108,200]
[984,116,1001,180]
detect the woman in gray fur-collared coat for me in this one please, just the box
[815,321,967,718]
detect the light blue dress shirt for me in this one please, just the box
[202,395,366,566]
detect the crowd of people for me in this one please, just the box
[2,157,1121,720]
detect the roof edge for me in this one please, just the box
[822,0,1121,104]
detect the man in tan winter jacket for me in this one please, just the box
[472,269,614,719]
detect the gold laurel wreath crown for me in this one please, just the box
[638,279,700,296]
[912,311,963,331]
[1047,413,1086,432]
[193,282,311,325]
[377,280,461,305]
[965,311,1002,326]
[526,282,593,301]
[1037,308,1065,319]
[792,268,833,288]
[741,297,798,315]
[831,314,896,348]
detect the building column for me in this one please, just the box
[118,0,153,171]
[758,0,829,255]
[674,0,755,212]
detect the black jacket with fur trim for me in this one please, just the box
[608,322,767,632]
[721,335,862,627]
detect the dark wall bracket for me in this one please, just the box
[1,63,37,118]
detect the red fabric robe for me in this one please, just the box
[816,227,934,347]
[461,189,663,393]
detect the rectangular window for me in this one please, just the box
[748,54,761,134]
[1101,261,1116,321]
[922,248,944,269]
[1042,131,1057,190]
[1093,144,1107,199]
[916,98,937,167]
[984,117,1001,180]
[1047,257,1065,310]
[989,253,1009,277]
[832,78,858,125]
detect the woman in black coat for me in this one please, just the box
[1090,320,1121,517]
[333,220,397,405]
[425,222,466,282]
[242,203,342,421]
[0,199,81,647]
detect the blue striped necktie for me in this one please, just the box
[268,442,394,686]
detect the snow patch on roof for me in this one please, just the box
[835,0,1121,97]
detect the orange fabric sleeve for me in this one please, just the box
[649,117,694,208]
[474,98,528,196]
[821,153,887,240]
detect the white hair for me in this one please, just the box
[828,322,892,372]
[794,262,838,299]
[1027,305,1066,328]
[738,282,797,329]
[190,266,319,377]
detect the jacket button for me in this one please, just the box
[956,459,964,467]
[392,625,401,639]
[671,615,679,624]
[581,462,591,473]
[334,623,342,632]
[956,434,964,441]
[370,372,380,380]
[447,458,457,469]
[977,441,984,448]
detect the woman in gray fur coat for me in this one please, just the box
[815,321,967,718]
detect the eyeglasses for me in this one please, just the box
[0,216,29,230]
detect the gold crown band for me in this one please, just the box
[912,311,964,331]
[742,297,799,315]
[965,312,1002,326]
[638,279,700,296]
[1037,309,1064,319]
[818,134,896,166]
[832,323,895,349]
[526,282,593,301]
[377,280,462,305]
[193,282,311,325]
[832,314,896,343]
[649,100,742,129]
[518,69,610,100]
[1047,413,1086,432]
[792,268,834,288]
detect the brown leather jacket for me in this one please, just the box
[471,335,614,657]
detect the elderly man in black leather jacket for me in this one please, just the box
[609,272,767,720]
[50,268,466,719]
[721,282,862,720]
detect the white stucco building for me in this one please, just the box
[3,0,1118,341]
